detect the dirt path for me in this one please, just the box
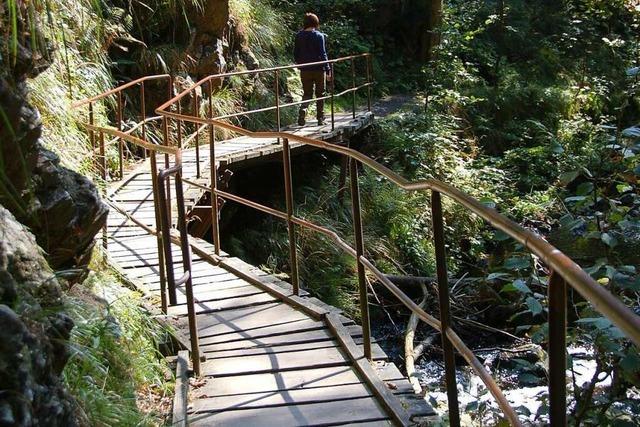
[372,94,423,118]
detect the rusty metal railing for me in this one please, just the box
[156,53,374,293]
[152,54,640,426]
[73,75,202,375]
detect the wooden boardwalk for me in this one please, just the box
[104,114,436,426]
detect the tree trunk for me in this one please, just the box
[423,0,443,62]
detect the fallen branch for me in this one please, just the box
[405,283,429,394]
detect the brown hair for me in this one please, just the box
[303,13,320,29]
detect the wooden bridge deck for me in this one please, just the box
[104,112,436,426]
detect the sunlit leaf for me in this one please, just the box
[504,257,530,270]
[601,233,618,248]
[559,170,579,185]
[526,296,543,315]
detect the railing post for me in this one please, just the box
[164,76,173,225]
[174,165,201,376]
[366,55,372,112]
[431,190,461,427]
[282,137,300,295]
[548,271,567,426]
[117,91,124,179]
[99,129,107,181]
[99,131,107,251]
[150,151,168,313]
[275,70,281,132]
[351,58,357,119]
[157,167,178,306]
[349,158,372,360]
[177,101,183,148]
[89,102,95,151]
[208,81,221,255]
[330,63,335,131]
[194,91,201,178]
[140,81,147,159]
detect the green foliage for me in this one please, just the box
[64,270,173,426]
[230,0,290,67]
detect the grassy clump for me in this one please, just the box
[24,0,114,174]
[63,267,174,426]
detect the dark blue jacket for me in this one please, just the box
[294,29,330,72]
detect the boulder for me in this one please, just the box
[0,205,77,426]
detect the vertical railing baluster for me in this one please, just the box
[157,168,177,306]
[177,100,183,148]
[351,58,357,119]
[209,80,221,255]
[150,151,168,313]
[431,190,461,427]
[117,91,124,179]
[89,101,95,152]
[99,130,107,181]
[330,63,336,131]
[174,164,201,376]
[349,158,372,360]
[165,77,173,225]
[282,137,300,295]
[194,91,201,178]
[141,81,147,159]
[548,271,567,426]
[99,130,107,250]
[275,70,281,132]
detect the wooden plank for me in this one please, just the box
[194,366,363,398]
[174,284,262,305]
[191,383,373,413]
[168,293,277,316]
[189,397,389,427]
[398,394,437,416]
[200,327,331,352]
[142,274,247,292]
[325,314,411,426]
[172,350,189,427]
[203,340,339,359]
[188,303,309,336]
[200,346,350,377]
[218,257,328,320]
[197,318,324,346]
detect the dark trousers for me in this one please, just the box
[299,70,326,120]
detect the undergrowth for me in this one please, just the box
[64,264,174,426]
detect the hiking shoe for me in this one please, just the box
[298,111,306,126]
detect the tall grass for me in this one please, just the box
[26,0,113,174]
[230,0,291,67]
[64,268,174,426]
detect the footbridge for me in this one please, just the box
[74,54,640,426]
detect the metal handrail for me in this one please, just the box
[72,74,171,108]
[171,116,640,344]
[153,55,640,426]
[155,54,371,114]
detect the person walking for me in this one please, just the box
[294,13,332,126]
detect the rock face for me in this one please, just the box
[0,7,108,279]
[192,0,229,40]
[0,205,77,426]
